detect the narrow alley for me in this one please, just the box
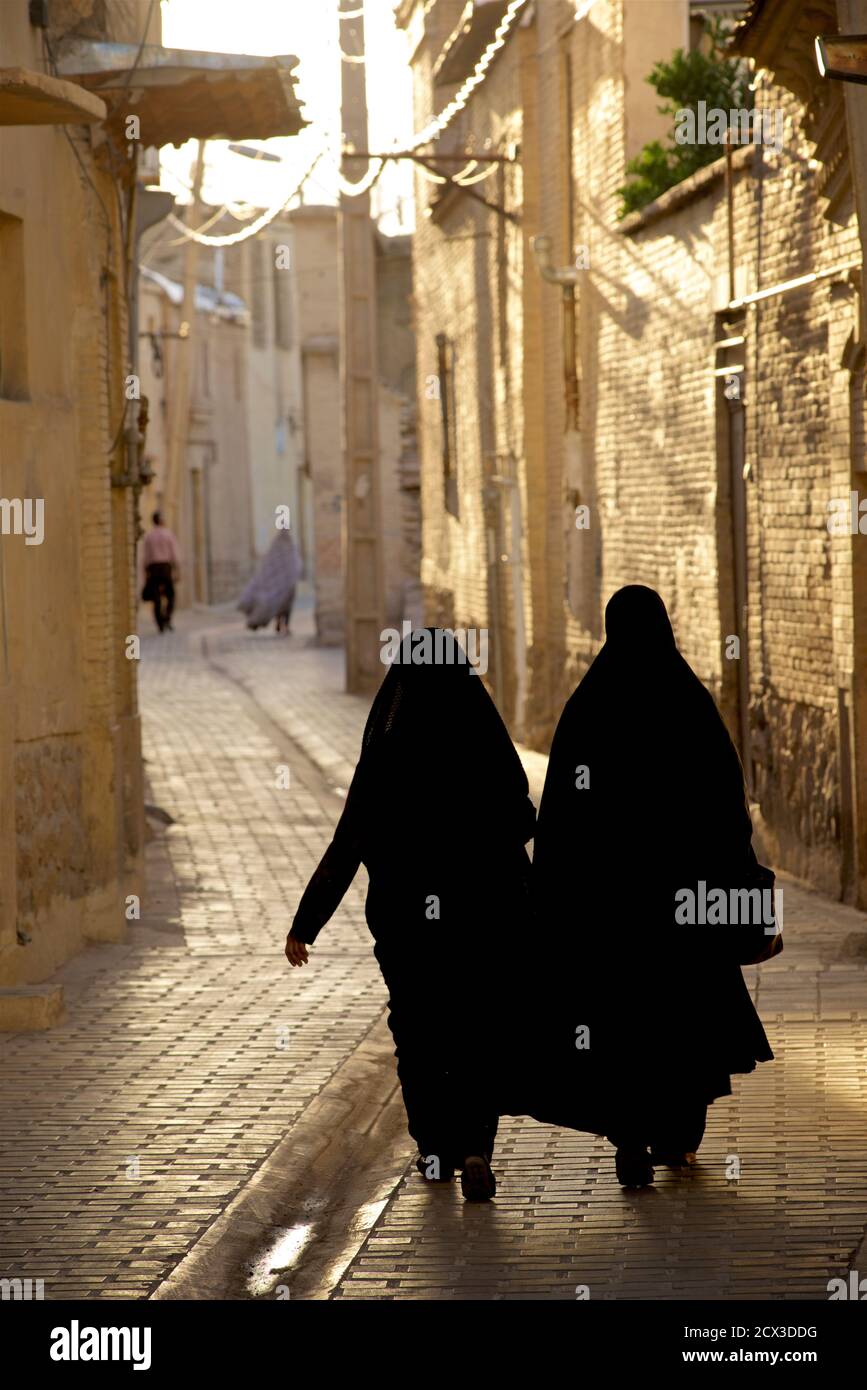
[2,604,866,1302]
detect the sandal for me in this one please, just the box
[615,1147,654,1189]
[460,1154,496,1202]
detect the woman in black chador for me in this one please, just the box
[285,629,536,1201]
[532,585,774,1188]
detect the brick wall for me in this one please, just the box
[409,0,528,719]
[404,0,867,899]
[0,0,147,996]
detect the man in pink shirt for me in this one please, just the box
[141,511,181,632]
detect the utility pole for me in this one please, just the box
[338,0,385,692]
[165,139,206,544]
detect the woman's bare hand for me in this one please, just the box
[285,934,309,967]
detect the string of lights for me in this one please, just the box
[454,161,499,186]
[159,167,279,237]
[336,0,528,194]
[415,158,494,186]
[334,152,384,196]
[165,148,328,247]
[407,0,528,148]
[416,162,447,184]
[164,0,527,236]
[166,201,234,245]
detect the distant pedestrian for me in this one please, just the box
[141,511,180,633]
[531,586,777,1188]
[238,530,301,634]
[285,629,536,1201]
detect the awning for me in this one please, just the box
[0,66,106,126]
[54,41,307,148]
[433,1,511,87]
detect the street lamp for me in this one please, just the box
[815,33,867,83]
[227,142,283,161]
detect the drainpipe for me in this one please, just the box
[724,133,735,304]
[530,235,581,434]
[165,140,207,536]
[506,458,528,740]
[530,233,583,598]
[123,149,143,503]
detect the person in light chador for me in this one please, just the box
[285,629,536,1201]
[141,511,180,633]
[529,585,776,1188]
[238,529,301,634]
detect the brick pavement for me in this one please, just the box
[205,607,867,1301]
[0,599,385,1299]
[329,1018,867,1300]
[2,598,866,1301]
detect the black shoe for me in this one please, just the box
[615,1147,654,1188]
[460,1155,496,1202]
[416,1154,455,1183]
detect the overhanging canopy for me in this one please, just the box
[55,42,307,148]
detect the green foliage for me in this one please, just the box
[617,19,752,219]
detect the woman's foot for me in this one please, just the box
[415,1154,455,1183]
[460,1154,496,1202]
[615,1147,654,1188]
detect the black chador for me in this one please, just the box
[530,586,774,1187]
[288,630,536,1200]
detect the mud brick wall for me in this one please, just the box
[404,0,863,896]
[410,0,527,724]
[15,740,88,925]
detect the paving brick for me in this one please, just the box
[0,602,384,1300]
[3,598,866,1302]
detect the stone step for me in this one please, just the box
[0,983,64,1031]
